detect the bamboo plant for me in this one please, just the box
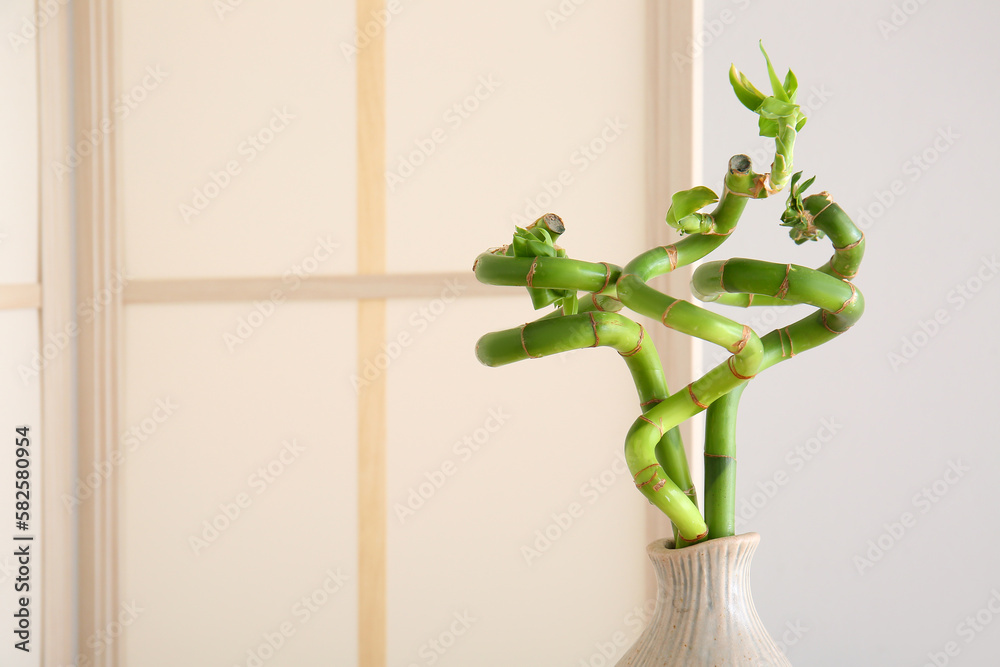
[473,44,865,547]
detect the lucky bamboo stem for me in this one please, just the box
[704,384,745,539]
[472,50,866,548]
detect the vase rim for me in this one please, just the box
[649,531,761,555]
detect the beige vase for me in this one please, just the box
[615,532,791,666]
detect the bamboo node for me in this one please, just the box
[784,327,796,356]
[589,311,600,347]
[731,325,752,353]
[663,245,678,272]
[728,356,756,380]
[835,231,865,252]
[821,311,851,334]
[525,257,539,288]
[687,384,708,410]
[832,283,858,315]
[660,299,681,329]
[830,263,858,280]
[718,260,729,290]
[619,326,644,358]
[775,264,791,299]
[638,414,665,436]
[598,261,613,293]
[634,463,662,488]
[520,324,542,358]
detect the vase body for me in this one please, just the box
[615,532,791,666]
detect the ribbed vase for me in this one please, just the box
[615,532,791,666]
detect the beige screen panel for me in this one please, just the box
[385,296,648,664]
[385,1,648,274]
[117,0,357,279]
[0,0,39,284]
[119,303,358,666]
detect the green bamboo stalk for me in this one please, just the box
[476,312,662,400]
[473,252,620,293]
[472,53,867,550]
[476,311,696,509]
[703,384,746,539]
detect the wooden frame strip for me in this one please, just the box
[0,284,41,310]
[122,272,500,305]
[644,0,703,575]
[38,1,75,662]
[74,1,122,665]
[357,0,387,665]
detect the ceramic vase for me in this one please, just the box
[615,532,791,666]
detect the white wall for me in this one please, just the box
[698,1,1000,664]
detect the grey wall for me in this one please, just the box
[696,1,1000,665]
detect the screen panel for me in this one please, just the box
[0,0,39,285]
[118,0,357,279]
[385,0,649,275]
[119,302,358,666]
[386,295,650,665]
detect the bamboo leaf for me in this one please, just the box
[532,227,552,244]
[795,114,808,132]
[739,72,768,104]
[759,97,798,118]
[512,234,529,257]
[783,68,799,101]
[729,64,764,111]
[666,186,718,227]
[759,42,789,102]
[758,116,779,138]
[527,239,557,257]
